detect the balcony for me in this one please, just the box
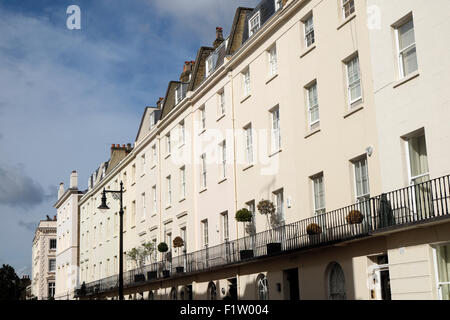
[76,175,450,298]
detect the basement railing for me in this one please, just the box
[76,174,449,297]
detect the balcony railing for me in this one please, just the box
[76,175,449,297]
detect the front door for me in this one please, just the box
[283,268,299,300]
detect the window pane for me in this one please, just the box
[401,46,418,75]
[408,135,429,178]
[398,20,415,51]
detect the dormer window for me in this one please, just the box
[249,11,261,37]
[175,83,187,105]
[205,52,219,78]
[149,112,155,130]
[275,0,283,11]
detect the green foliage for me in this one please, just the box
[0,264,21,300]
[157,242,169,253]
[173,236,184,249]
[257,200,276,216]
[235,208,253,223]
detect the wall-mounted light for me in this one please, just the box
[366,146,374,157]
[276,283,281,292]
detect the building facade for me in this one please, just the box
[54,171,84,300]
[31,217,57,300]
[75,0,450,300]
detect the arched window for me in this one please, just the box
[148,291,154,300]
[207,282,217,300]
[328,263,346,300]
[256,274,269,300]
[180,286,191,300]
[170,287,177,300]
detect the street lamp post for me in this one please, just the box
[98,181,124,300]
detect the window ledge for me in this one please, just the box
[131,225,136,229]
[165,205,172,210]
[337,13,356,30]
[305,127,321,139]
[393,71,420,89]
[269,149,282,158]
[179,197,186,203]
[140,219,146,223]
[216,114,226,122]
[199,188,207,194]
[151,164,156,170]
[240,94,252,104]
[243,164,254,172]
[151,213,157,218]
[131,182,136,187]
[300,44,316,58]
[265,73,278,85]
[140,173,145,178]
[343,105,364,119]
[218,177,227,184]
[164,153,171,160]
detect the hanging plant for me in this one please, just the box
[346,210,364,225]
[307,223,322,235]
[173,236,184,249]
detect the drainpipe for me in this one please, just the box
[228,68,241,299]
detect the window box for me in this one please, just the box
[147,271,157,280]
[240,250,254,260]
[266,242,282,255]
[176,266,185,274]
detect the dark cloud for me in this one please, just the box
[0,164,46,208]
[18,220,38,232]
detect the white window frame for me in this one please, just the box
[242,68,251,97]
[141,154,146,175]
[149,112,155,130]
[307,82,319,127]
[202,220,209,247]
[342,0,355,19]
[275,0,283,11]
[200,153,207,189]
[346,55,362,105]
[268,45,278,77]
[405,133,429,186]
[273,189,284,222]
[166,133,171,155]
[141,194,146,220]
[152,145,157,167]
[244,124,254,165]
[221,211,229,242]
[249,11,261,37]
[152,185,157,214]
[166,176,172,207]
[396,17,418,79]
[219,140,227,179]
[180,166,186,199]
[271,107,281,153]
[312,174,326,215]
[433,244,450,300]
[353,157,370,203]
[218,90,225,116]
[200,106,206,131]
[304,15,315,48]
[179,120,185,145]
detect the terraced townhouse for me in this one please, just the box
[71,0,450,300]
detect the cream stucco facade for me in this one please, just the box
[31,219,57,300]
[74,0,450,300]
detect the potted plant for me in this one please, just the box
[173,236,185,273]
[257,200,282,255]
[346,210,364,225]
[307,223,322,244]
[235,208,254,260]
[158,242,170,278]
[127,248,145,282]
[127,241,154,283]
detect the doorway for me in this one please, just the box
[283,268,299,300]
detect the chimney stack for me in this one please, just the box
[70,171,78,189]
[58,182,64,200]
[213,27,224,49]
[180,61,195,82]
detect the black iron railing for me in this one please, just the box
[77,175,449,297]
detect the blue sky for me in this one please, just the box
[0,0,258,277]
